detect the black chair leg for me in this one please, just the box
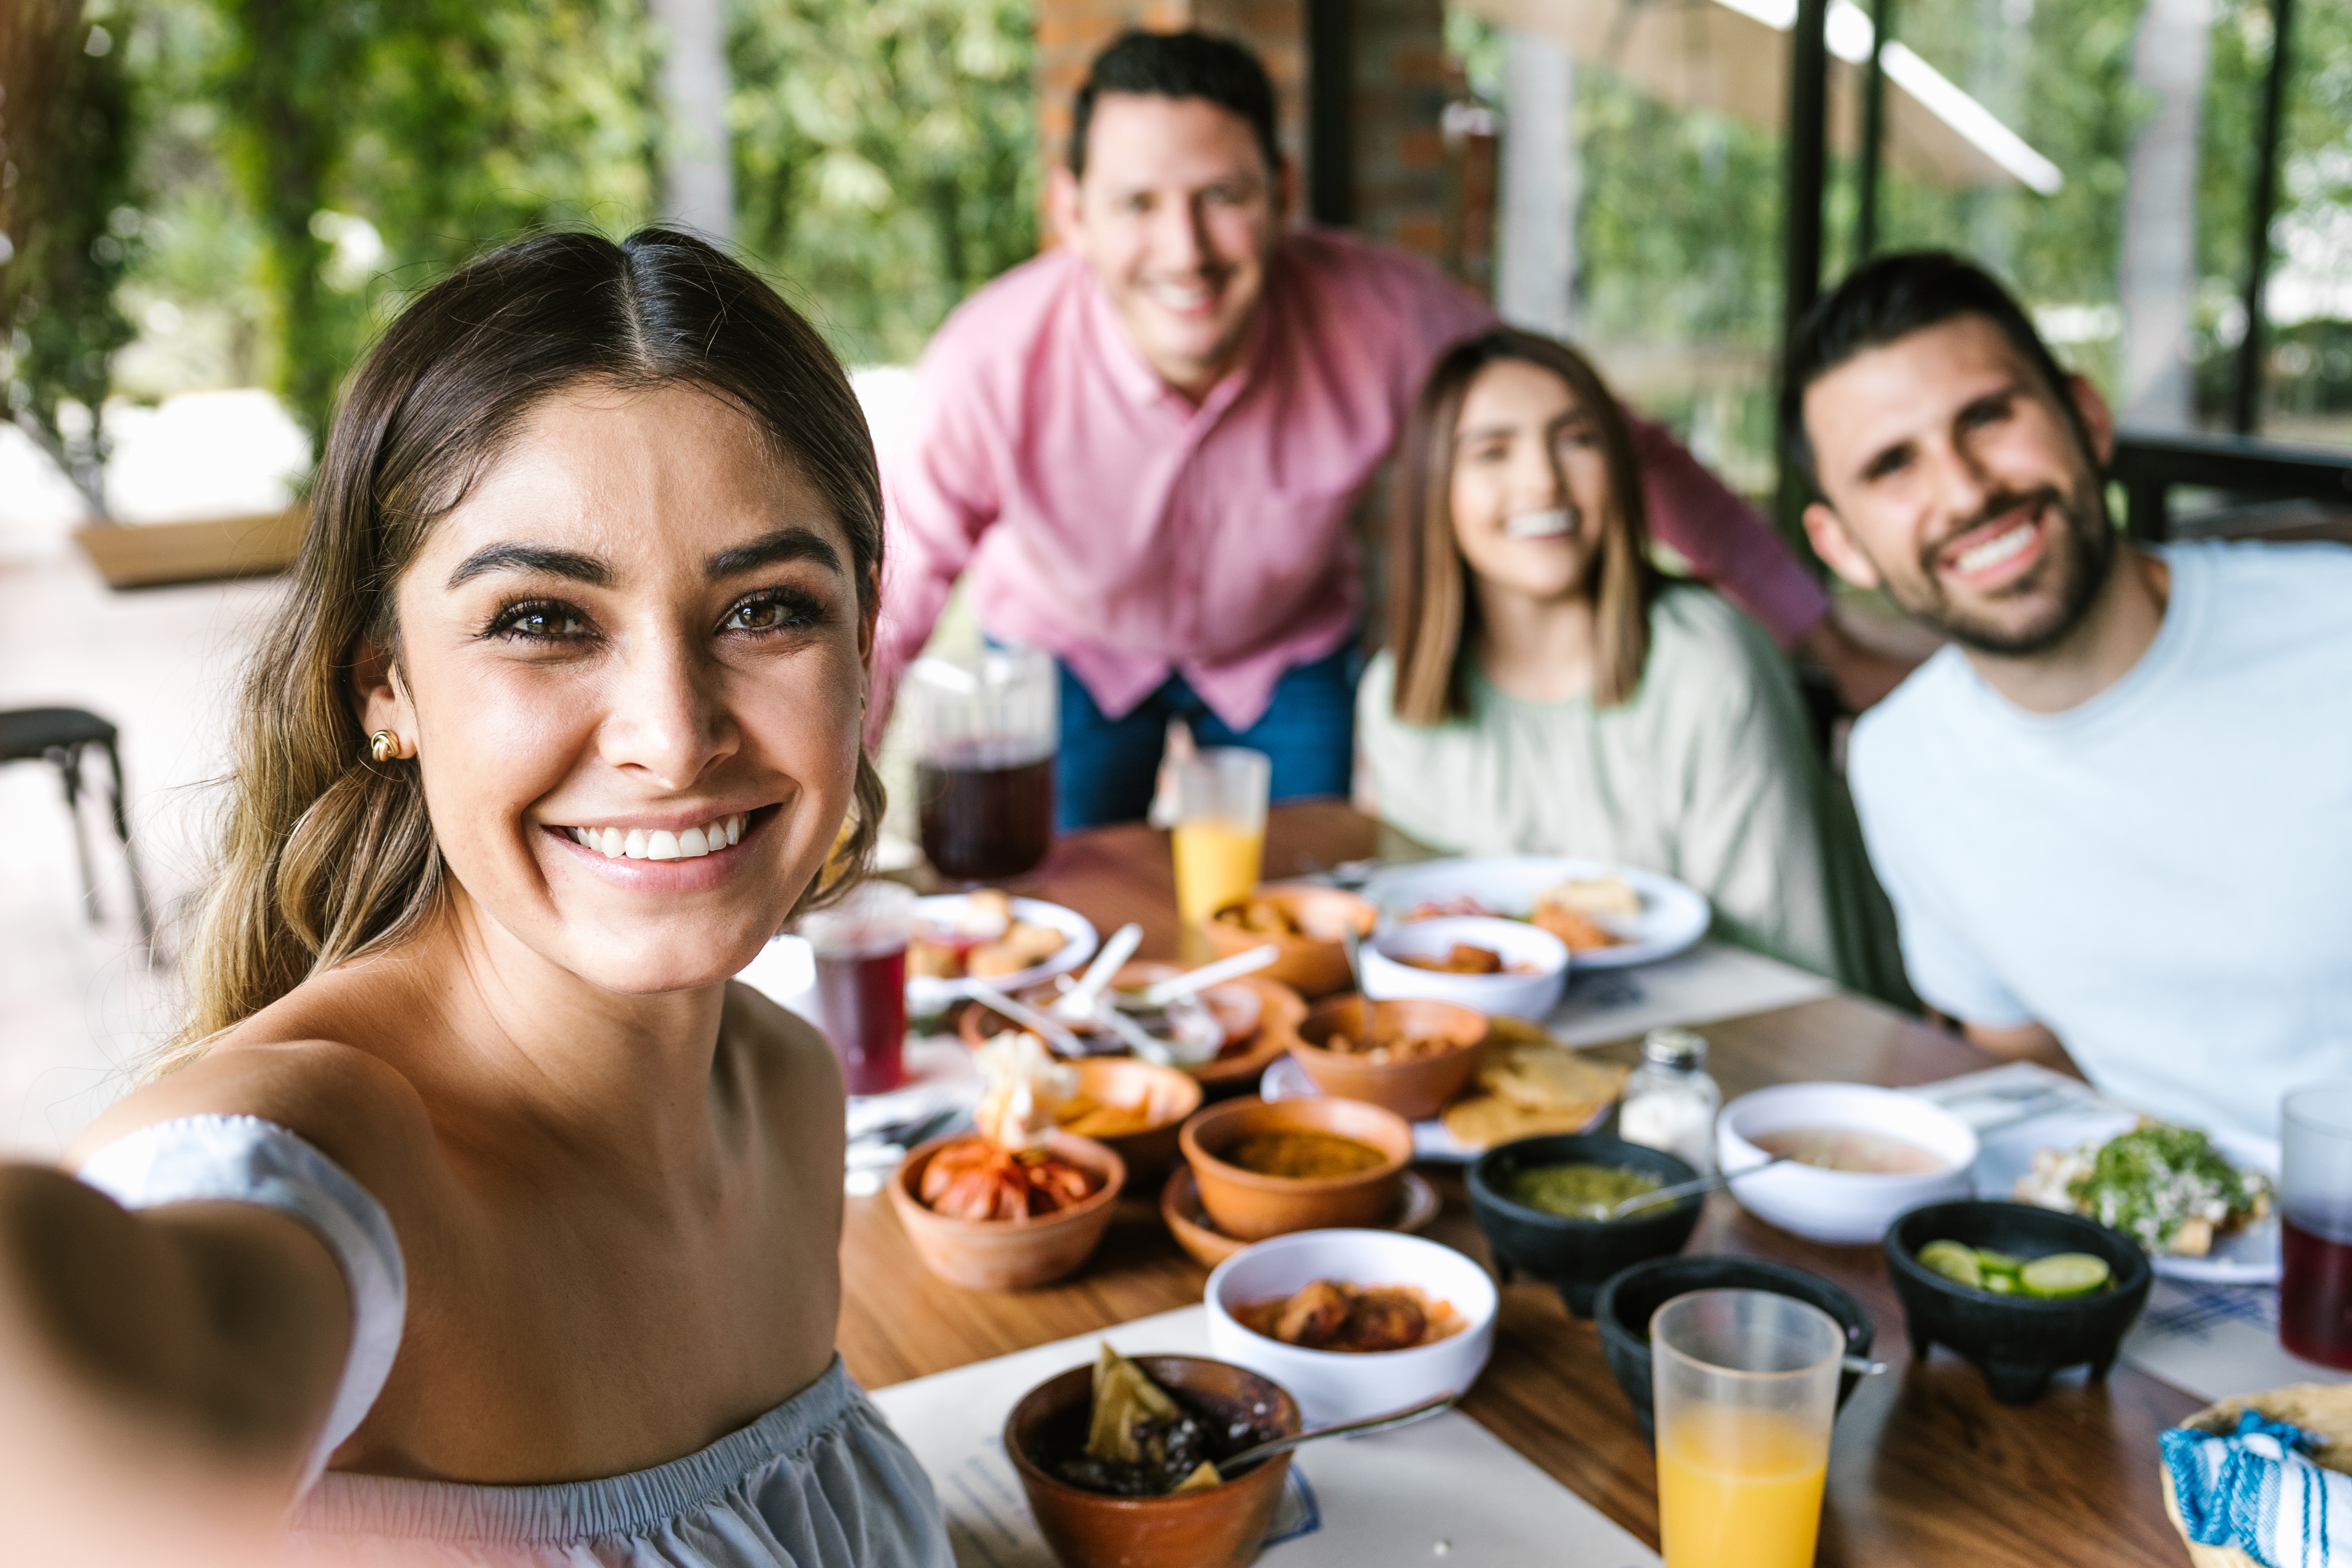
[49,745,100,924]
[100,738,157,955]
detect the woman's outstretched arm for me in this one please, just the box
[0,1161,352,1560]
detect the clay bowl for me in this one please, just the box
[1204,882,1379,999]
[1005,1354,1302,1568]
[888,1131,1125,1291]
[1161,1162,1443,1268]
[1290,994,1489,1122]
[1060,1057,1203,1182]
[1178,1094,1413,1243]
[959,964,1306,1100]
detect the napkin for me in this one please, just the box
[2164,1409,2352,1566]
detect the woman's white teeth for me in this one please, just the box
[1504,507,1576,539]
[570,813,747,861]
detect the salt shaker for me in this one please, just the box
[1618,1027,1720,1173]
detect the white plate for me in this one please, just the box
[1360,856,1710,969]
[905,894,1097,1016]
[1971,1104,2282,1284]
[1260,1051,1608,1162]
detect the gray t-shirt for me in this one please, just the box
[1848,540,2352,1143]
[1357,585,1879,986]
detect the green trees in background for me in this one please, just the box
[730,0,1036,365]
[6,0,1031,494]
[1,0,142,512]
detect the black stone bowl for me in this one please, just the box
[1884,1199,2152,1406]
[1593,1254,1876,1442]
[1468,1134,1702,1318]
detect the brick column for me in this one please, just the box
[1032,0,1452,268]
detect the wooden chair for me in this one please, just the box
[0,707,156,952]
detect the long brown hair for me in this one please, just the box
[1386,329,1659,723]
[164,229,887,1064]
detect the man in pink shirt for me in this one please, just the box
[877,30,1905,830]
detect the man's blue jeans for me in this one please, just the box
[1053,646,1360,832]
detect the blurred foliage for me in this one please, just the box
[730,0,1037,365]
[1450,0,2352,477]
[0,0,142,512]
[92,0,1029,479]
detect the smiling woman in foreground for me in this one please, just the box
[0,230,949,1565]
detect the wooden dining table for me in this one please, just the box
[836,801,2203,1567]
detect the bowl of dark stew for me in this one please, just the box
[1005,1352,1303,1568]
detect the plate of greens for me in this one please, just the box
[1978,1109,2279,1284]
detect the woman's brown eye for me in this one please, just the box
[721,589,823,635]
[493,601,591,640]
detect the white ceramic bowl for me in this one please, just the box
[1203,1229,1498,1424]
[1717,1083,1979,1246]
[1359,915,1569,1020]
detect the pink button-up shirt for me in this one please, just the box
[875,230,1827,735]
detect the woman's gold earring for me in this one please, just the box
[369,730,402,764]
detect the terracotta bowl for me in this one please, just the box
[888,1131,1125,1291]
[1178,1094,1413,1243]
[1061,1057,1203,1182]
[957,964,1307,1100]
[1205,882,1379,999]
[1005,1354,1302,1568]
[1290,994,1489,1122]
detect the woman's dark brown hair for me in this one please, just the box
[166,228,886,1064]
[1387,328,1659,723]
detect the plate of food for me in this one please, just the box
[1262,1016,1626,1161]
[1987,1112,2279,1284]
[903,890,1096,1014]
[1359,856,1709,969]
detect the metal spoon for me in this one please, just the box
[1605,1157,1792,1220]
[1339,924,1366,993]
[963,980,1092,1058]
[1213,1390,1458,1480]
[1136,944,1280,1009]
[1056,922,1143,1020]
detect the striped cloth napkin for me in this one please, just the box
[2165,1409,2350,1566]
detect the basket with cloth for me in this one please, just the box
[2163,1384,2352,1568]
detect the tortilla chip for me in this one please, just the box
[1478,1043,1629,1112]
[1443,1093,1614,1151]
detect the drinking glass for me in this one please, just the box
[797,880,916,1096]
[2280,1084,2352,1369]
[1170,747,1271,925]
[903,649,1058,882]
[1652,1289,1842,1568]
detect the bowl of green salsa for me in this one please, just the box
[1468,1134,1704,1316]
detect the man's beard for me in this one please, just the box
[1880,482,2117,658]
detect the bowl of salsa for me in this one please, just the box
[1467,1133,1706,1316]
[1179,1096,1414,1242]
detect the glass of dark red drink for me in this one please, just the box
[797,881,915,1097]
[905,650,1057,882]
[2280,1085,2352,1369]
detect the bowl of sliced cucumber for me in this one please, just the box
[1885,1199,2153,1405]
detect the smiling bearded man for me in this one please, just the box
[1791,250,2352,1144]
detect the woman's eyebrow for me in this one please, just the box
[705,526,844,581]
[446,544,612,590]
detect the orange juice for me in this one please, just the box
[1656,1405,1828,1568]
[1172,818,1265,925]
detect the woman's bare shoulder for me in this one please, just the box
[722,981,846,1139]
[68,1028,443,1215]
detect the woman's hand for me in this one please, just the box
[0,1164,352,1562]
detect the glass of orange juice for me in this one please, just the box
[1170,747,1271,925]
[1652,1289,1842,1568]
